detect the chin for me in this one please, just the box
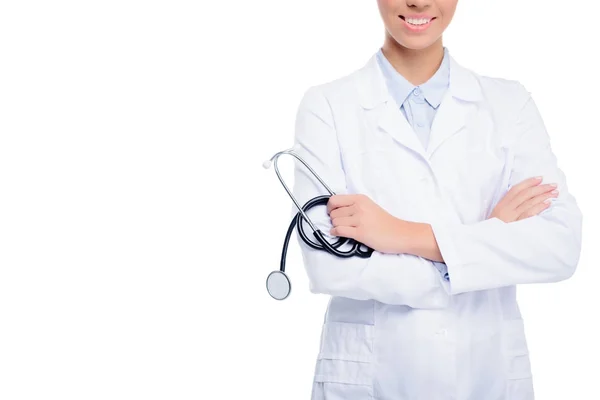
[391,35,441,51]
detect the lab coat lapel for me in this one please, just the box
[355,54,427,158]
[377,97,427,157]
[426,91,470,158]
[355,51,482,160]
[427,56,483,157]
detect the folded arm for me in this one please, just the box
[417,86,583,294]
[291,85,451,308]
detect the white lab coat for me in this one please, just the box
[290,50,582,400]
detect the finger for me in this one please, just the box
[517,200,551,221]
[516,189,558,214]
[330,225,358,238]
[504,177,543,202]
[517,201,551,220]
[331,215,360,228]
[327,195,357,214]
[524,183,557,198]
[511,184,556,208]
[329,205,355,219]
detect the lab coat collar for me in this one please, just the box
[356,48,482,109]
[375,46,450,109]
[354,48,481,159]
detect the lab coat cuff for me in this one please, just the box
[429,217,473,295]
[430,219,463,272]
[430,217,506,294]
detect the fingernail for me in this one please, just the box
[549,183,558,188]
[535,176,543,180]
[544,199,551,204]
[551,190,559,195]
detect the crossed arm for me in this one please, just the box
[292,85,582,306]
[327,175,560,264]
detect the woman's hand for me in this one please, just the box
[488,177,559,223]
[327,194,405,254]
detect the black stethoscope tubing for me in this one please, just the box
[264,149,374,300]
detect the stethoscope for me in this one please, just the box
[263,148,374,300]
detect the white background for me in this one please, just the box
[0,0,598,399]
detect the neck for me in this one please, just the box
[381,35,445,86]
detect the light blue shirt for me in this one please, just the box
[376,47,450,281]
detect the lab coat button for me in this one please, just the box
[413,87,421,96]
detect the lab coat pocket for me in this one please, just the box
[312,322,374,399]
[502,318,533,380]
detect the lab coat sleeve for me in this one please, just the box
[290,85,451,308]
[430,85,583,295]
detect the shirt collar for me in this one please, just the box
[375,46,450,109]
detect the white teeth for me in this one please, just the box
[406,18,430,25]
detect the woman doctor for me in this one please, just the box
[290,0,583,399]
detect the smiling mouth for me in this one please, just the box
[399,16,436,21]
[399,15,436,28]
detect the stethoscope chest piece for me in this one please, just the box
[266,270,291,300]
